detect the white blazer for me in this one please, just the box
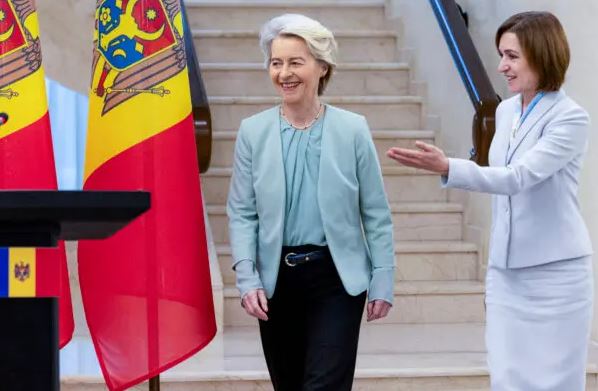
[443,90,593,268]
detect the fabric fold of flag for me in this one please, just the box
[78,0,216,389]
[0,0,74,348]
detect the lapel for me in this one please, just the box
[490,104,512,167]
[506,90,563,163]
[316,104,332,204]
[262,105,286,222]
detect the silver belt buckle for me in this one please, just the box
[284,252,297,267]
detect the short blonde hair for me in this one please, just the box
[259,14,338,95]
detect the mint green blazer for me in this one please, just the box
[226,105,395,303]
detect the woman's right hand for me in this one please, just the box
[241,288,269,321]
[386,141,449,175]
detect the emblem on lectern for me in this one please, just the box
[13,261,30,282]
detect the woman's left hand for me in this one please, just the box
[367,299,392,322]
[386,141,449,175]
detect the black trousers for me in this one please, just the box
[259,245,366,391]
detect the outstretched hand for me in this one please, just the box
[386,141,449,175]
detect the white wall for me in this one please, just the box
[389,0,598,335]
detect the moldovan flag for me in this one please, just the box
[0,0,74,347]
[78,0,216,389]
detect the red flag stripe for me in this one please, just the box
[0,113,57,188]
[79,114,216,390]
[0,112,74,348]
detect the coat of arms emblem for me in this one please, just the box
[13,261,30,282]
[92,0,186,115]
[0,0,41,98]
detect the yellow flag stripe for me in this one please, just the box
[85,69,191,179]
[8,247,36,297]
[0,0,48,139]
[84,9,190,179]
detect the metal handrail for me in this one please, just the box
[181,2,212,173]
[429,0,500,166]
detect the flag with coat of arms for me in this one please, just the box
[0,0,74,348]
[78,0,216,389]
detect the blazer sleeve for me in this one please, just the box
[355,117,396,304]
[226,121,259,269]
[443,105,589,195]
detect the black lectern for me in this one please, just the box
[0,190,150,391]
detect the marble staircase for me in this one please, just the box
[60,0,598,389]
[195,0,485,348]
[194,0,491,389]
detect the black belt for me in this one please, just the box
[281,245,329,267]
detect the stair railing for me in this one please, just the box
[429,0,500,166]
[181,2,212,173]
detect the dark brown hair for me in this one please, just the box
[495,11,570,91]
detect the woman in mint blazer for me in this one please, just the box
[226,14,395,391]
[388,12,592,391]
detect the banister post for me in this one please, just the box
[181,1,212,173]
[470,98,499,166]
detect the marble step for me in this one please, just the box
[61,365,598,391]
[185,0,388,31]
[223,280,485,327]
[225,322,486,357]
[193,30,399,63]
[58,366,598,391]
[394,241,478,281]
[216,241,478,286]
[210,130,434,168]
[201,62,410,96]
[208,96,423,131]
[60,340,598,390]
[200,166,447,206]
[207,202,464,245]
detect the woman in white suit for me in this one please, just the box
[387,12,593,391]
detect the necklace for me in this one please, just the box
[281,103,323,130]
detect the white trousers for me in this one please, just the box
[485,256,593,391]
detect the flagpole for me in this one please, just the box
[149,375,160,390]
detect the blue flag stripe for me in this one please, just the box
[0,248,8,297]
